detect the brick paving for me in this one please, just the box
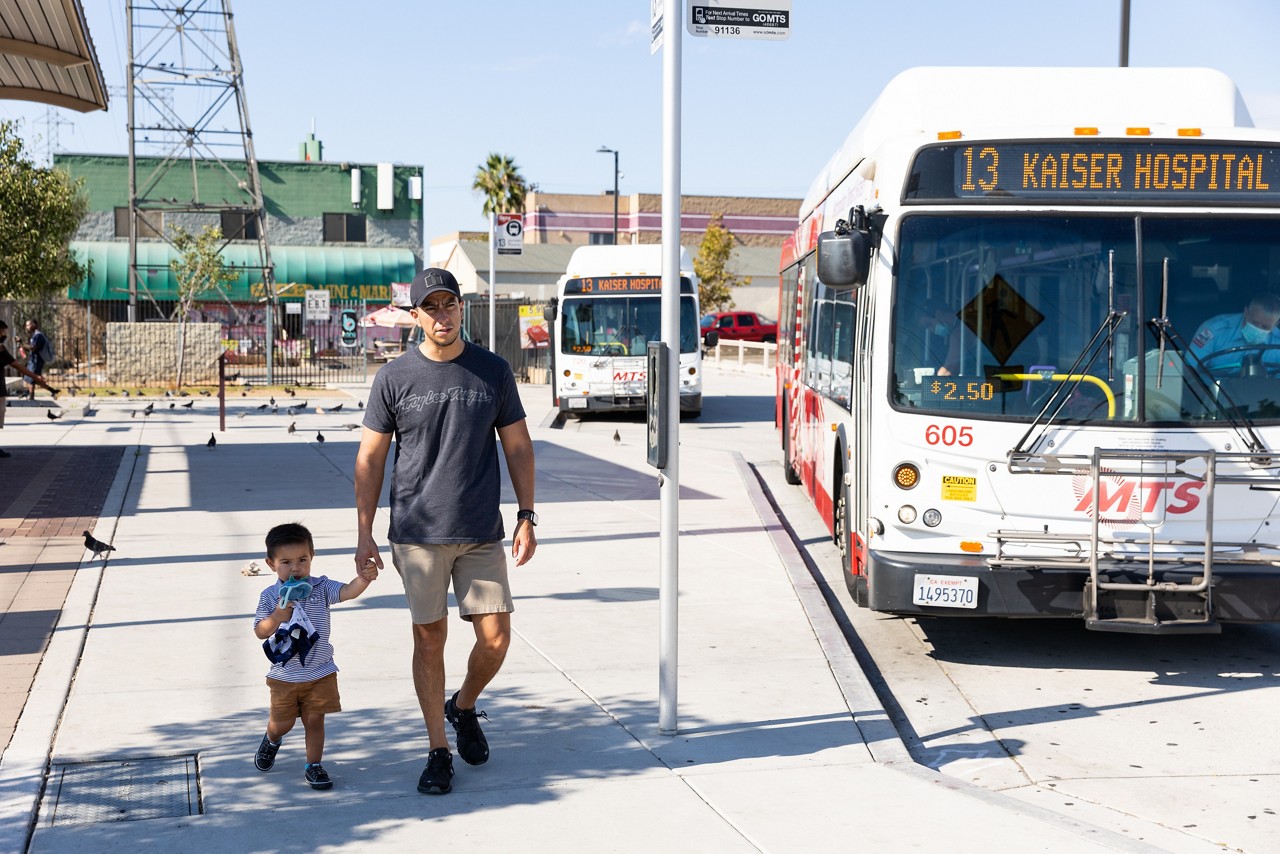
[0,446,124,753]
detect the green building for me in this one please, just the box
[56,153,424,315]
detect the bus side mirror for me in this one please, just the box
[816,230,870,287]
[703,329,719,347]
[543,302,558,322]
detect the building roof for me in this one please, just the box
[0,0,107,112]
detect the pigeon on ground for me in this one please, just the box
[270,396,276,406]
[329,403,343,413]
[47,410,62,420]
[256,403,268,411]
[179,391,190,397]
[285,388,295,396]
[207,433,217,449]
[237,412,248,419]
[130,410,137,418]
[316,431,325,445]
[241,391,248,397]
[88,391,97,398]
[169,402,175,409]
[297,401,308,409]
[164,390,172,398]
[358,400,364,409]
[143,402,154,414]
[181,400,194,409]
[200,390,212,396]
[613,429,621,444]
[83,530,116,559]
[287,421,296,435]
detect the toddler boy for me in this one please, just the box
[253,522,377,789]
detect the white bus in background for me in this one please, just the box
[779,66,1280,634]
[546,245,709,418]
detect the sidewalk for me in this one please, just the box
[0,374,1161,852]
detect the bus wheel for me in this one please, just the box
[782,408,801,485]
[834,472,850,575]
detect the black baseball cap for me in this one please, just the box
[408,267,461,307]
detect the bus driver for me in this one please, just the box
[1188,293,1280,373]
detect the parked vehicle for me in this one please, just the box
[702,311,778,343]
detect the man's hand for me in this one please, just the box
[358,557,380,582]
[512,519,537,567]
[355,534,383,574]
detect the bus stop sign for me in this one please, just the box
[688,1,791,41]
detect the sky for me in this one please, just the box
[4,0,1280,247]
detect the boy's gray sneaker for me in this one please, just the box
[255,734,281,771]
[418,748,453,794]
[444,691,489,765]
[304,763,333,790]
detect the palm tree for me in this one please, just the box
[472,153,529,217]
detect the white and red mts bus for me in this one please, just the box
[548,245,706,417]
[777,67,1280,633]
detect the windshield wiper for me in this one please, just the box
[1147,257,1266,454]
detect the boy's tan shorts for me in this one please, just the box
[390,541,513,625]
[266,672,341,720]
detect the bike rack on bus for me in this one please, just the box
[994,447,1280,633]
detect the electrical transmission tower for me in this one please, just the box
[125,0,273,331]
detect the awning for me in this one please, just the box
[0,1,108,113]
[67,242,418,302]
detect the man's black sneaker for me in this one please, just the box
[304,763,333,790]
[445,692,490,766]
[254,734,281,771]
[418,748,453,794]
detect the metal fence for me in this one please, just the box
[1,298,370,390]
[464,297,550,384]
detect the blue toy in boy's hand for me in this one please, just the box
[278,578,313,609]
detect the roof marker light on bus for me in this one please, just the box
[1074,127,1099,136]
[1126,127,1151,136]
[893,463,919,490]
[959,541,984,553]
[1178,127,1203,137]
[937,130,963,141]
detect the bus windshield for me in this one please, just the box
[891,214,1280,425]
[560,295,700,356]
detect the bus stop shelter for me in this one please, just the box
[0,0,108,113]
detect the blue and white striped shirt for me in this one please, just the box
[255,576,346,683]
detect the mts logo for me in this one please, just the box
[613,371,645,382]
[1073,479,1204,517]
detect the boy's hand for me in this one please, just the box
[273,602,294,622]
[358,558,379,582]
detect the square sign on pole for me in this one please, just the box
[304,289,330,321]
[687,1,791,40]
[496,212,524,255]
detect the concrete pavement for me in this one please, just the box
[0,369,1172,852]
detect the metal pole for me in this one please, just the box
[612,150,619,244]
[1119,0,1130,67]
[125,2,138,324]
[658,0,682,737]
[489,210,497,350]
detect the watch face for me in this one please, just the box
[518,510,538,526]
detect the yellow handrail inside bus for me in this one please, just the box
[993,373,1116,419]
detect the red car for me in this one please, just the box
[700,311,778,343]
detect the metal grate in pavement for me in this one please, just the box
[43,755,202,826]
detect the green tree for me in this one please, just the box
[472,152,529,217]
[693,213,751,312]
[0,120,88,300]
[169,224,236,389]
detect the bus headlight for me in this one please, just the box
[922,508,942,527]
[897,505,917,524]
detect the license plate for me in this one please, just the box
[912,574,979,609]
[567,398,588,409]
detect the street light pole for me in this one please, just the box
[597,146,619,244]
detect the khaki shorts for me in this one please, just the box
[390,541,513,624]
[266,672,341,720]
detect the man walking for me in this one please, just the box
[355,268,537,795]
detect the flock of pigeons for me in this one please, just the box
[40,386,363,451]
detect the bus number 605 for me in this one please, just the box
[925,424,974,447]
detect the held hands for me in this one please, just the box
[358,557,379,582]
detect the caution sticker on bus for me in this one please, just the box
[912,574,979,609]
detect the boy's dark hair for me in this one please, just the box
[265,522,314,558]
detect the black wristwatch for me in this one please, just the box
[516,509,538,527]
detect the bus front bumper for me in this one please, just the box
[559,392,702,414]
[859,549,1280,623]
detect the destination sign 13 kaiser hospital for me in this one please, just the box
[908,141,1280,203]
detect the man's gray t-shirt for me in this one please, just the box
[363,342,526,544]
